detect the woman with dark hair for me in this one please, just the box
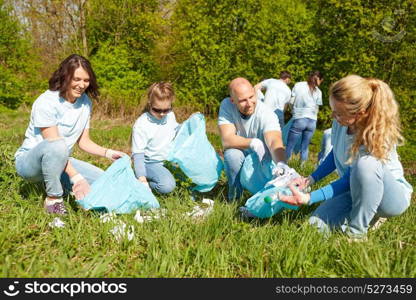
[286,70,324,164]
[15,54,126,215]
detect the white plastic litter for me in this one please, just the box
[266,163,301,188]
[134,208,167,223]
[48,217,65,228]
[99,212,118,223]
[187,198,214,219]
[110,223,134,241]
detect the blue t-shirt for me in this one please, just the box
[15,90,92,158]
[260,78,291,112]
[291,81,322,120]
[218,97,281,146]
[310,120,413,204]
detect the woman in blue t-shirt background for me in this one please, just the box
[15,54,126,215]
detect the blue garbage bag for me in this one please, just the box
[240,118,301,194]
[240,153,275,194]
[167,113,223,192]
[244,185,299,218]
[77,156,160,213]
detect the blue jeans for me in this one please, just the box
[145,162,176,194]
[15,139,104,197]
[223,148,247,201]
[286,118,316,162]
[275,109,285,131]
[309,155,410,237]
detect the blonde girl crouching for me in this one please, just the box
[280,75,413,238]
[131,82,179,194]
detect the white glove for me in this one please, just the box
[105,149,127,161]
[249,138,266,161]
[70,174,91,200]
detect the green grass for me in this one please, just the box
[0,108,415,277]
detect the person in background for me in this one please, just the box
[218,77,286,201]
[286,70,324,164]
[254,71,292,129]
[131,82,179,194]
[280,75,413,239]
[15,54,126,215]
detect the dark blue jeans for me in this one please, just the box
[286,118,317,162]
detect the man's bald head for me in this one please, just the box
[229,77,252,100]
[228,77,257,116]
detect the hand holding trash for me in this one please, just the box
[249,138,266,161]
[279,183,310,206]
[71,174,91,200]
[105,149,127,161]
[289,175,314,191]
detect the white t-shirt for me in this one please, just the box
[15,90,92,158]
[218,97,281,146]
[291,81,322,120]
[260,78,291,112]
[132,111,179,163]
[331,120,413,201]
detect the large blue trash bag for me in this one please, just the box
[244,163,302,218]
[239,118,298,195]
[240,153,275,194]
[239,118,293,195]
[244,185,299,218]
[77,156,160,213]
[167,113,223,192]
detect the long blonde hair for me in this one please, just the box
[329,75,404,162]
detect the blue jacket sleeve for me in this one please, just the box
[132,152,147,178]
[309,168,350,205]
[310,150,336,182]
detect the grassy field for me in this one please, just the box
[0,105,415,277]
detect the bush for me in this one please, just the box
[90,43,148,109]
[168,0,318,115]
[0,0,41,108]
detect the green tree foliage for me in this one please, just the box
[168,0,318,115]
[2,0,416,141]
[90,42,147,108]
[0,0,41,108]
[86,0,164,106]
[312,0,416,134]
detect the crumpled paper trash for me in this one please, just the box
[99,212,118,224]
[134,208,167,223]
[187,198,214,219]
[109,223,134,241]
[99,212,134,241]
[48,217,65,228]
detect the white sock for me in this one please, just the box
[45,198,63,205]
